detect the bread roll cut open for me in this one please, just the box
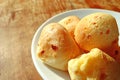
[68,48,120,80]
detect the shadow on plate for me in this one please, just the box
[44,63,70,80]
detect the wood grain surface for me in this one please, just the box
[0,0,120,80]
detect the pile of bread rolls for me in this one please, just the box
[36,12,120,80]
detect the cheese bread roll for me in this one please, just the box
[59,16,80,38]
[68,48,120,80]
[37,23,82,71]
[74,12,119,51]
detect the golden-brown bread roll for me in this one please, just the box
[105,41,120,63]
[59,16,80,38]
[110,46,120,64]
[74,12,119,51]
[68,48,120,80]
[37,23,82,71]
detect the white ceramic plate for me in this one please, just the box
[31,8,120,80]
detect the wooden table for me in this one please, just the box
[0,0,120,80]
